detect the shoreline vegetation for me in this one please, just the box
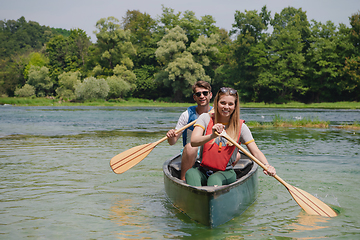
[246,116,360,130]
[1,97,360,109]
[1,97,359,130]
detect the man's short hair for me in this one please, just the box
[192,81,211,93]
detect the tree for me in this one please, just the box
[349,11,360,53]
[94,17,136,72]
[226,6,271,101]
[304,21,341,102]
[231,5,271,43]
[157,5,181,33]
[0,16,54,58]
[122,10,156,48]
[46,34,68,81]
[122,10,158,67]
[155,26,187,65]
[121,10,160,98]
[27,65,53,96]
[157,6,220,46]
[67,29,91,70]
[24,52,48,79]
[155,26,218,101]
[188,33,219,83]
[113,64,136,87]
[0,53,28,96]
[271,6,310,52]
[51,27,71,37]
[339,56,360,100]
[46,28,91,83]
[255,8,308,102]
[338,12,360,100]
[132,65,164,99]
[199,14,220,38]
[56,71,81,100]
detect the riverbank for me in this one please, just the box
[1,97,359,130]
[1,97,360,109]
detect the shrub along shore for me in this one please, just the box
[1,97,360,109]
[1,97,359,130]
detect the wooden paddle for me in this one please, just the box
[110,109,213,174]
[216,131,338,217]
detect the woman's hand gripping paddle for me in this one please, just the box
[110,109,214,174]
[216,130,337,218]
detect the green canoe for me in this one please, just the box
[163,152,258,227]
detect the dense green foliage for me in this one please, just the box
[1,6,359,103]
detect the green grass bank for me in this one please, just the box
[1,97,360,109]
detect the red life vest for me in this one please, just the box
[200,117,244,171]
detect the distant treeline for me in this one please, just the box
[0,5,359,103]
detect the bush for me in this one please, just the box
[27,66,53,97]
[14,84,36,97]
[106,75,131,99]
[56,71,81,100]
[75,76,109,100]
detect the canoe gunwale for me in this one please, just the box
[164,154,256,193]
[162,153,259,227]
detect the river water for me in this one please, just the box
[0,106,359,239]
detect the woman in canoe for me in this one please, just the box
[187,87,276,186]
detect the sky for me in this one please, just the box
[1,0,360,42]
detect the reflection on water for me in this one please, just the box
[288,212,329,234]
[110,199,152,239]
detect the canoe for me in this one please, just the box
[162,152,258,227]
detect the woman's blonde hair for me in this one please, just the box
[213,87,240,144]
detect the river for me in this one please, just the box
[0,106,359,239]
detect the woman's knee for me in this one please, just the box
[207,171,226,186]
[207,170,236,186]
[185,168,203,186]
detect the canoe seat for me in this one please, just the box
[233,158,252,171]
[170,159,182,172]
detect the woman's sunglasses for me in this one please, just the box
[220,87,237,95]
[194,91,209,97]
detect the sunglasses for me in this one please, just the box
[220,87,237,95]
[194,91,209,97]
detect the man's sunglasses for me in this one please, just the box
[194,91,209,97]
[220,87,237,95]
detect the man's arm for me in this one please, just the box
[167,111,188,145]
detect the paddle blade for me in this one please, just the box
[285,183,337,217]
[110,142,157,174]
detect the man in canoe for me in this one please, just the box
[166,81,213,181]
[188,87,276,186]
